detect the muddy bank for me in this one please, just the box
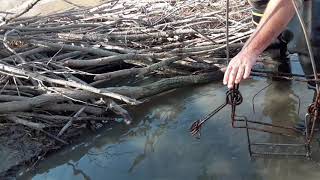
[0,126,45,177]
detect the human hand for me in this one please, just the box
[223,50,258,88]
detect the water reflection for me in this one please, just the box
[67,162,91,180]
[262,80,299,125]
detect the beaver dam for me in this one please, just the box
[0,0,257,178]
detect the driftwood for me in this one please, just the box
[0,0,253,176]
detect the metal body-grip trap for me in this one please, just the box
[190,83,320,158]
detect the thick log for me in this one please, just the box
[14,112,114,122]
[94,56,181,80]
[0,71,223,113]
[0,95,30,102]
[106,71,224,99]
[41,104,107,115]
[1,47,48,63]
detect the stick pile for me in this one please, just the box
[0,0,252,145]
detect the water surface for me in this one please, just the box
[18,72,320,179]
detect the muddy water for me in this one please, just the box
[17,58,320,180]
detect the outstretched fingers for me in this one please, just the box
[235,65,245,84]
[243,64,252,79]
[227,66,239,89]
[223,52,256,88]
[223,65,232,85]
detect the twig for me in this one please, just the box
[57,107,86,137]
[62,0,85,9]
[3,0,42,24]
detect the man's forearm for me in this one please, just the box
[223,0,300,88]
[243,0,296,56]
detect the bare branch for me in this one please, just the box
[3,0,42,25]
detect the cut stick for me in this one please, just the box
[58,106,86,137]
